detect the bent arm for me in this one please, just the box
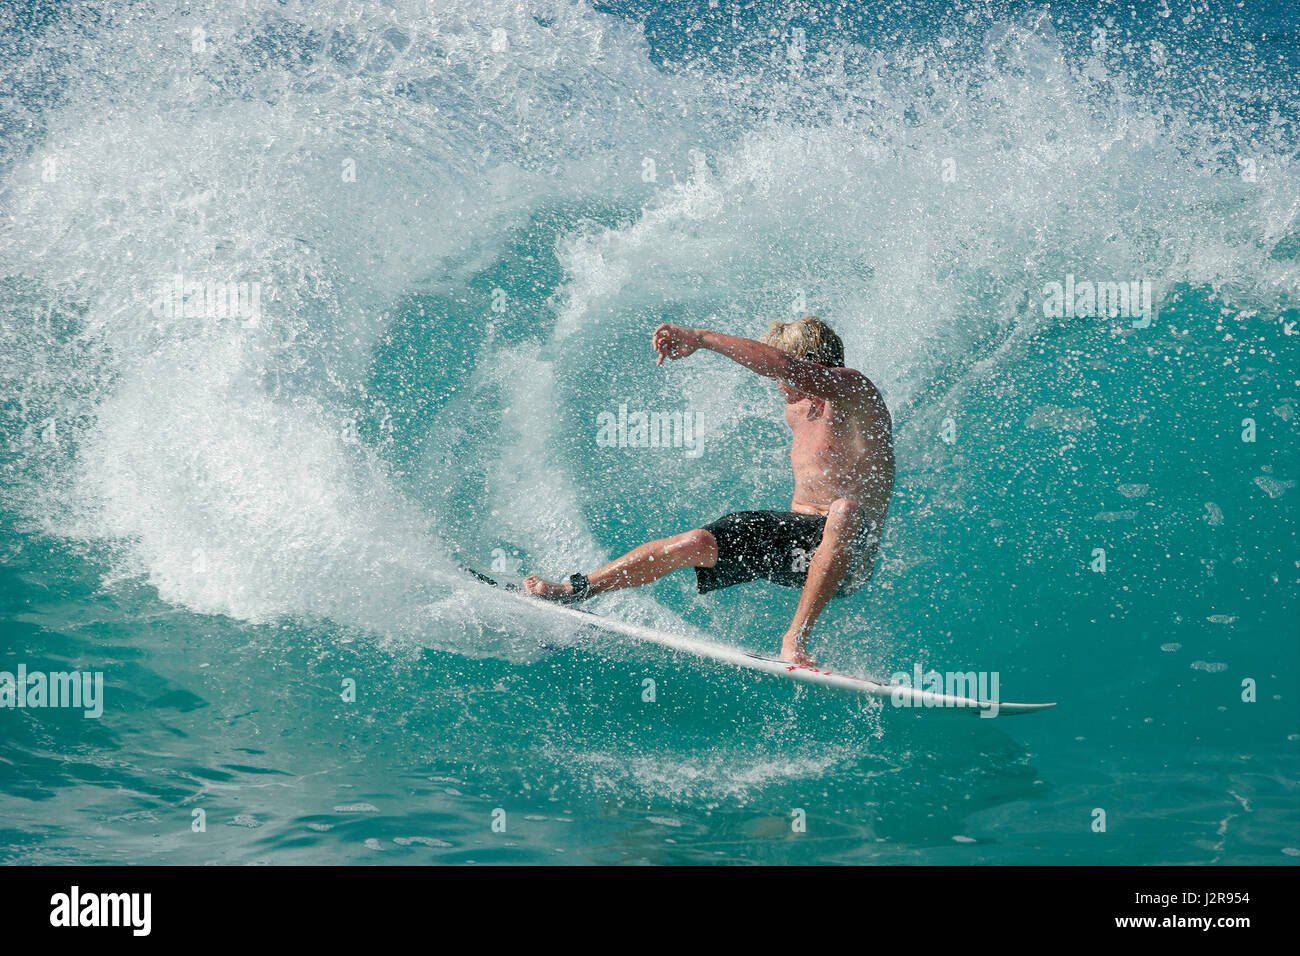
[697,329,872,405]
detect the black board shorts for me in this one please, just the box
[694,510,879,598]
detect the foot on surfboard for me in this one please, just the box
[521,572,592,605]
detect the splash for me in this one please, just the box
[1,0,1294,672]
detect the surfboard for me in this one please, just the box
[459,565,1056,717]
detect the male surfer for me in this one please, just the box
[523,316,894,666]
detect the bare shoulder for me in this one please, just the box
[839,367,889,416]
[828,370,889,441]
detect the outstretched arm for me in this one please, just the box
[652,324,873,405]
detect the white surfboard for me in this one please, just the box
[460,566,1056,717]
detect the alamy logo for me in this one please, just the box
[1041,274,1153,328]
[50,886,151,936]
[595,403,704,458]
[149,271,262,325]
[0,664,103,718]
[889,663,1002,718]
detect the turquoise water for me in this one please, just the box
[1,0,1297,864]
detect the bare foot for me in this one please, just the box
[521,575,575,602]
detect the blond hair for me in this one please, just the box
[759,315,845,367]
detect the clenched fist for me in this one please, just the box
[652,324,704,366]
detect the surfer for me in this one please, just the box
[523,316,894,666]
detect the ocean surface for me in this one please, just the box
[1,0,1297,864]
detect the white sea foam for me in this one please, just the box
[2,0,1295,667]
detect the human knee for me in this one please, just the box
[670,528,718,562]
